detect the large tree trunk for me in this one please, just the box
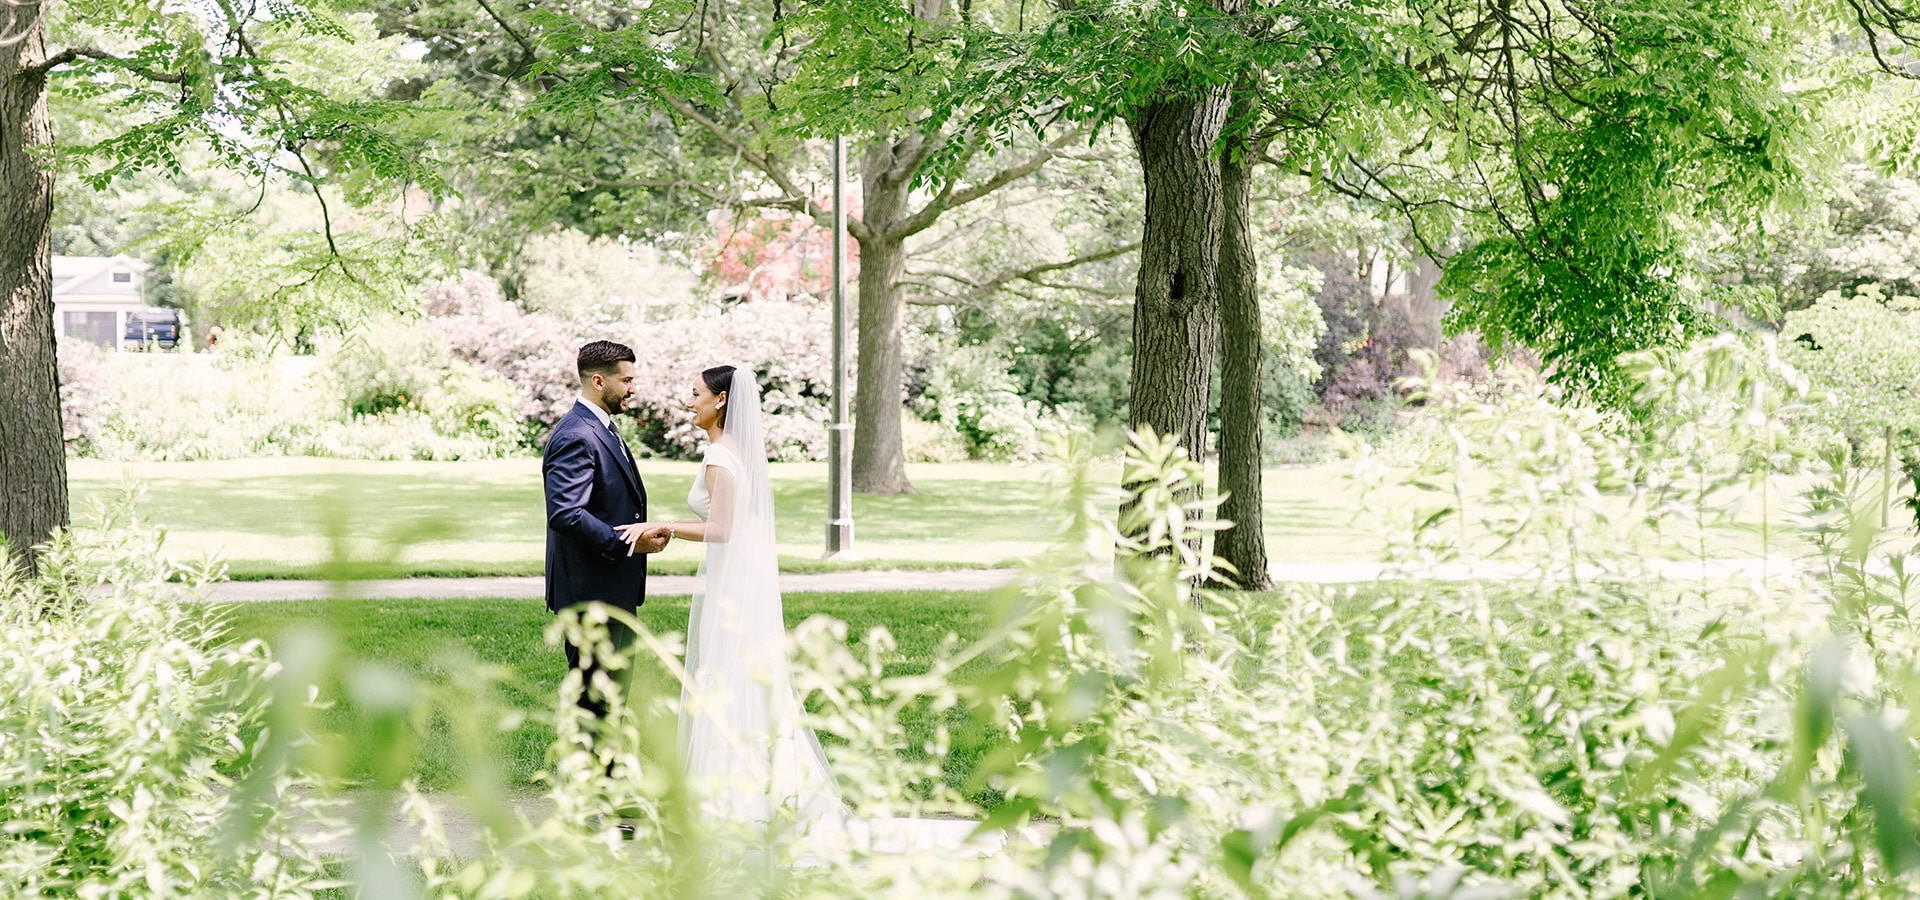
[1124,94,1230,462]
[851,137,916,495]
[0,21,67,574]
[1403,253,1446,347]
[1214,138,1271,590]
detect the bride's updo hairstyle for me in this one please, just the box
[701,365,736,398]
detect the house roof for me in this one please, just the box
[52,255,149,299]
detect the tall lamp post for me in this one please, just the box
[825,135,857,559]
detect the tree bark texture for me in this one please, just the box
[0,19,68,574]
[851,136,916,495]
[1214,141,1272,590]
[844,0,951,496]
[1124,93,1230,463]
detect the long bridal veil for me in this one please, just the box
[681,368,843,825]
[679,367,1002,857]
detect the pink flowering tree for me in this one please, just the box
[699,202,859,304]
[422,270,583,434]
[418,270,834,459]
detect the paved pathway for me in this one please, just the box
[207,569,1019,603]
[293,791,1026,859]
[197,556,1866,603]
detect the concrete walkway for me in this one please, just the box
[199,556,1860,603]
[293,791,1025,860]
[207,569,1019,603]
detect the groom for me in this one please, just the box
[544,340,669,725]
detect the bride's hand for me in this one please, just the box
[618,522,671,554]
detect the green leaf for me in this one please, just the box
[1846,711,1920,873]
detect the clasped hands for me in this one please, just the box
[616,522,672,555]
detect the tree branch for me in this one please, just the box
[910,241,1139,307]
[891,127,1086,239]
[654,92,871,242]
[488,150,825,213]
[473,0,539,59]
[30,46,186,82]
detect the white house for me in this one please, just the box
[52,255,151,349]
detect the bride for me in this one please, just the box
[624,364,844,827]
[623,365,998,854]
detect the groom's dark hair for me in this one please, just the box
[577,341,636,377]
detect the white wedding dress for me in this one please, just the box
[681,437,843,826]
[678,370,998,856]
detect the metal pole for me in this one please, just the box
[1885,425,1896,529]
[825,135,857,558]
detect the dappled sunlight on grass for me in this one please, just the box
[70,454,1822,578]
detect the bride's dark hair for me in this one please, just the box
[701,365,737,396]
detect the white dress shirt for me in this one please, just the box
[577,394,632,464]
[576,394,614,429]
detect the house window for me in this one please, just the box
[111,271,132,283]
[63,311,116,348]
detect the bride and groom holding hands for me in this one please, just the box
[541,340,842,827]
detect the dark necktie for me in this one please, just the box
[605,417,632,464]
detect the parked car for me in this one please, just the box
[124,308,186,350]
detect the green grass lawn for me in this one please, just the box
[72,456,1413,579]
[218,590,1002,801]
[73,454,1820,580]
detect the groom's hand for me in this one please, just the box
[638,525,673,553]
[620,523,669,554]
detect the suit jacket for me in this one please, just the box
[542,402,648,613]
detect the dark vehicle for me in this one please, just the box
[125,308,185,351]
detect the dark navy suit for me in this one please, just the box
[543,401,648,612]
[542,400,647,720]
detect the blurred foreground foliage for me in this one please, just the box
[6,334,1920,896]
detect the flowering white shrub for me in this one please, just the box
[517,229,701,324]
[422,269,585,430]
[55,339,114,449]
[418,270,838,460]
[625,297,834,461]
[56,333,525,461]
[59,350,315,460]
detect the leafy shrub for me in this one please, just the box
[916,343,1050,461]
[1781,286,1920,449]
[57,332,525,462]
[294,409,519,461]
[0,515,330,896]
[1259,260,1329,440]
[54,339,114,450]
[902,415,969,463]
[317,323,526,456]
[1781,286,1920,520]
[930,297,1134,431]
[63,351,317,461]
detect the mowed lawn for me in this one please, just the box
[72,455,1817,580]
[70,456,1429,578]
[217,590,1003,801]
